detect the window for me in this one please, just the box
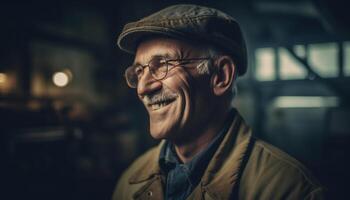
[308,43,338,77]
[254,42,347,81]
[294,45,306,58]
[273,96,339,108]
[255,48,275,81]
[279,47,307,80]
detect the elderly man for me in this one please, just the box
[113,4,323,200]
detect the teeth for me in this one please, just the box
[152,104,160,110]
[151,102,169,110]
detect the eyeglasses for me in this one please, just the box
[124,57,211,88]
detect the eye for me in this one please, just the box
[148,58,168,78]
[166,60,179,69]
[134,65,143,77]
[157,59,168,73]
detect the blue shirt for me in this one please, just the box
[159,109,235,200]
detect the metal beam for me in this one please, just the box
[286,47,350,104]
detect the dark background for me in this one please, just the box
[1,0,349,199]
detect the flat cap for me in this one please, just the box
[117,4,247,76]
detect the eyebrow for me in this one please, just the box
[133,52,178,66]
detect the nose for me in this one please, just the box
[137,68,162,97]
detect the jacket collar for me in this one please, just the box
[128,140,164,184]
[128,109,253,199]
[200,113,253,199]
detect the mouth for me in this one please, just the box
[148,98,176,111]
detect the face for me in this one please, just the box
[133,37,214,142]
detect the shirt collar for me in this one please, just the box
[159,109,236,182]
[159,140,178,170]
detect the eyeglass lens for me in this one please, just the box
[125,58,169,88]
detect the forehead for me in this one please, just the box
[134,37,202,64]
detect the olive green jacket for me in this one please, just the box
[113,111,324,200]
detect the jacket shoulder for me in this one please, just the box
[112,145,160,200]
[255,139,318,182]
[123,145,159,176]
[239,138,324,200]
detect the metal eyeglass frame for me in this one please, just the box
[124,57,211,88]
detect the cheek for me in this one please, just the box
[165,70,201,119]
[163,71,194,112]
[163,68,195,96]
[170,71,213,118]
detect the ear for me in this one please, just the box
[211,56,236,96]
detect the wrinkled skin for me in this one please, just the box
[134,38,215,144]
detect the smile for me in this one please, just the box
[148,98,176,111]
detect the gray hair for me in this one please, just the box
[196,46,238,100]
[195,47,219,75]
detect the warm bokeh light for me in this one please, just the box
[0,73,7,84]
[52,72,69,87]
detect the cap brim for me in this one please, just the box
[117,26,188,54]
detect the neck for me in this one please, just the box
[173,108,231,163]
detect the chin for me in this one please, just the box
[149,123,169,139]
[149,120,179,140]
[147,99,188,141]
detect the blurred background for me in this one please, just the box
[1,0,349,199]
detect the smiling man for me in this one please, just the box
[113,4,324,200]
